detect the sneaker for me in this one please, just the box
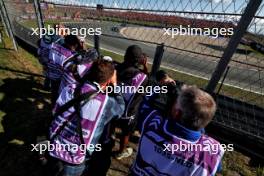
[115,147,133,160]
[39,155,48,166]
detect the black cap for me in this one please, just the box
[124,45,143,65]
[64,35,80,47]
[156,70,167,82]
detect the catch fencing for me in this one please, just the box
[0,0,264,158]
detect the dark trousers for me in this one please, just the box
[43,77,51,91]
[50,80,61,107]
[84,139,115,176]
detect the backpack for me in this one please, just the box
[36,90,98,165]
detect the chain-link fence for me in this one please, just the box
[1,0,264,158]
[38,0,264,98]
[1,0,39,47]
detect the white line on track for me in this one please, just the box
[85,41,263,95]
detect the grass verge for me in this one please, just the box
[1,23,263,176]
[20,20,264,107]
[0,25,52,176]
[98,46,263,107]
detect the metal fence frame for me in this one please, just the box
[1,0,264,159]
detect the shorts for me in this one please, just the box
[116,115,137,136]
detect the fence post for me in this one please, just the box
[0,0,18,51]
[33,0,44,34]
[94,34,100,56]
[0,7,10,37]
[217,66,230,95]
[151,43,165,78]
[205,0,262,94]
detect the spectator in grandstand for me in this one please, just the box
[48,34,81,106]
[114,45,149,160]
[130,85,224,176]
[37,25,64,90]
[47,59,125,176]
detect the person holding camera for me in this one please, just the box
[131,85,224,176]
[58,48,98,95]
[47,59,125,176]
[48,35,81,107]
[114,45,149,160]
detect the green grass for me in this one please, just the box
[20,18,264,61]
[96,45,263,107]
[19,19,264,107]
[256,167,264,176]
[100,46,264,176]
[0,23,264,176]
[97,45,264,175]
[21,19,76,28]
[0,25,52,175]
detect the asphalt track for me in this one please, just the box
[65,20,264,94]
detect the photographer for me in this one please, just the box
[131,85,224,176]
[37,24,64,90]
[144,70,181,116]
[114,45,149,160]
[48,35,81,106]
[47,59,125,176]
[58,48,98,94]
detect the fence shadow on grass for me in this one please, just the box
[0,77,52,176]
[0,66,44,78]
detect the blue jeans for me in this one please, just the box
[60,162,86,176]
[47,157,86,176]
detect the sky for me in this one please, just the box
[44,0,264,34]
